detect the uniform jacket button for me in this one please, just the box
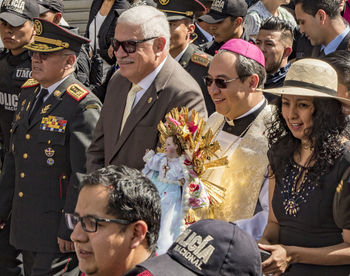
[25,134,30,140]
[20,172,25,178]
[18,192,23,197]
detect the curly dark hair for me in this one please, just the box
[266,97,348,184]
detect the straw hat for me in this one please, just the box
[263,58,350,105]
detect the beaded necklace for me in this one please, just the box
[281,160,316,217]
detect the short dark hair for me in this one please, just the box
[295,0,341,19]
[260,17,294,46]
[236,54,266,88]
[80,165,161,252]
[322,50,350,90]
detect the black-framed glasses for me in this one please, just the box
[65,213,131,233]
[203,75,240,89]
[111,37,158,54]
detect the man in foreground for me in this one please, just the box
[68,165,161,276]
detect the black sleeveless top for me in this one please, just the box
[271,150,350,275]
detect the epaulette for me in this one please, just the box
[66,83,89,101]
[21,78,40,88]
[191,52,210,67]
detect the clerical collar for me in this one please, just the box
[223,99,266,137]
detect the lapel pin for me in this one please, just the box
[147,97,153,104]
[54,90,61,97]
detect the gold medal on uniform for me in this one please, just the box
[47,158,55,166]
[44,147,55,157]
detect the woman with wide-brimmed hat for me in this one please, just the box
[258,58,350,275]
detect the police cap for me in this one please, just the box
[24,18,90,53]
[156,0,206,21]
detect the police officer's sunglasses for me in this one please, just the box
[203,75,240,89]
[28,50,71,61]
[111,37,158,54]
[65,213,131,233]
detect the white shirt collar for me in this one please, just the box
[133,56,168,107]
[41,75,70,101]
[225,98,265,125]
[175,44,189,62]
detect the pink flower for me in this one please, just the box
[168,117,181,126]
[187,121,198,134]
[189,197,202,207]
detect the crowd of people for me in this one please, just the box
[0,0,349,275]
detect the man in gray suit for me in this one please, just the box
[87,5,207,171]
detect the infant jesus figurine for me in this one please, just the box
[143,107,228,254]
[143,135,189,254]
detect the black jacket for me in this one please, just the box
[0,75,101,253]
[85,0,130,65]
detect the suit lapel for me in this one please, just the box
[108,56,175,164]
[22,86,40,128]
[110,77,132,148]
[27,75,75,130]
[178,44,194,69]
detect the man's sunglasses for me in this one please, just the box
[111,37,157,54]
[203,75,240,89]
[28,50,71,61]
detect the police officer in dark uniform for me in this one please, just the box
[0,18,101,275]
[0,0,39,275]
[198,0,250,56]
[157,0,215,115]
[192,0,214,46]
[37,0,92,88]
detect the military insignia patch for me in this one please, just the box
[40,115,67,133]
[159,0,170,5]
[45,148,55,157]
[47,158,55,166]
[34,19,43,36]
[40,104,51,114]
[21,78,40,88]
[191,53,210,67]
[66,84,89,101]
